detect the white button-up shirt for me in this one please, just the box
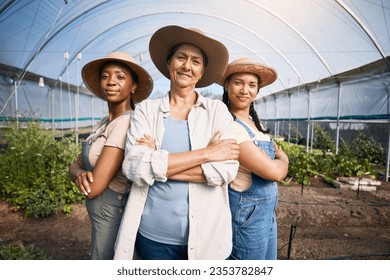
[114,92,239,260]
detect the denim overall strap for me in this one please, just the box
[235,118,276,160]
[235,118,255,138]
[228,117,278,260]
[81,111,131,171]
[81,116,109,172]
[81,142,94,171]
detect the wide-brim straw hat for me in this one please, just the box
[218,57,277,88]
[149,25,229,88]
[82,52,153,103]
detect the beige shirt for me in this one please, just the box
[114,93,239,260]
[231,121,271,192]
[87,113,131,194]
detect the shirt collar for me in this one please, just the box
[160,91,208,114]
[195,92,207,109]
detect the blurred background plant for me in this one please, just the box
[0,121,83,218]
[276,125,382,186]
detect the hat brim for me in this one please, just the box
[149,25,228,88]
[82,57,153,104]
[218,63,277,88]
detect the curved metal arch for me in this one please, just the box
[112,30,289,89]
[21,0,110,72]
[335,0,388,65]
[56,9,304,88]
[0,0,18,21]
[247,0,334,76]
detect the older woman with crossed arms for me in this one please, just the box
[114,25,239,260]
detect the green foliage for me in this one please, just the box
[0,121,83,218]
[313,124,335,152]
[349,132,385,164]
[278,139,375,186]
[0,243,51,260]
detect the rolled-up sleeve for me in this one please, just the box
[201,160,239,187]
[122,104,169,186]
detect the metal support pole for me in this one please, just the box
[51,87,54,133]
[274,96,278,138]
[386,88,390,182]
[335,82,341,155]
[306,89,311,152]
[59,76,64,137]
[75,53,82,145]
[357,177,362,199]
[287,217,299,260]
[288,92,291,143]
[14,80,18,128]
[310,121,315,152]
[287,224,296,259]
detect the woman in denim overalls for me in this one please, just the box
[219,58,289,260]
[68,52,153,259]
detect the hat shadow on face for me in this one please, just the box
[82,52,153,104]
[149,25,229,88]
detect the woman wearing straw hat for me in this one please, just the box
[114,25,239,260]
[68,52,153,259]
[219,57,289,260]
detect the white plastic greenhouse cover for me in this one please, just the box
[0,0,389,126]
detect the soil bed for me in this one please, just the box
[1,177,389,260]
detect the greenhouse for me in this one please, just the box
[1,0,390,267]
[0,0,390,166]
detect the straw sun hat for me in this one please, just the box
[149,25,229,88]
[82,52,153,104]
[218,57,277,88]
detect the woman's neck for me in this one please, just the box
[230,107,250,122]
[170,84,197,100]
[108,102,131,121]
[169,88,198,120]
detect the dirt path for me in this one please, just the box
[277,179,390,259]
[1,177,389,260]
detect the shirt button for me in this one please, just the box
[117,195,123,200]
[118,208,123,213]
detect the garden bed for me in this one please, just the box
[1,176,389,260]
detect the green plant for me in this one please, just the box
[277,139,374,186]
[277,141,315,185]
[349,132,385,164]
[0,243,51,260]
[0,121,84,218]
[313,124,335,152]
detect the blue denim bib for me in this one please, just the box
[228,118,278,260]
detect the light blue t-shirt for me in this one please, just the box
[139,116,190,245]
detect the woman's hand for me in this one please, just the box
[75,171,93,196]
[274,142,288,161]
[205,131,240,162]
[136,134,156,150]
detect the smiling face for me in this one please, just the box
[100,62,137,104]
[225,72,260,112]
[167,43,205,89]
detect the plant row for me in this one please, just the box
[0,122,385,218]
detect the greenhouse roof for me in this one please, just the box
[0,0,389,98]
